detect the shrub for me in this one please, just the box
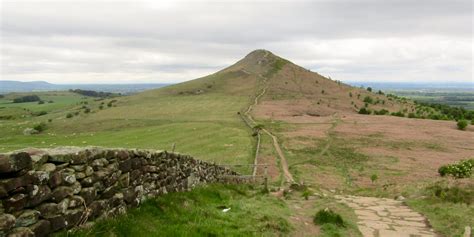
[66,113,73,118]
[48,100,54,103]
[457,120,468,130]
[302,190,311,200]
[367,87,372,92]
[349,92,352,97]
[313,209,344,227]
[99,105,104,110]
[391,111,404,117]
[32,122,47,133]
[321,90,325,94]
[84,108,91,113]
[48,119,52,123]
[363,96,374,104]
[408,113,416,118]
[38,100,45,104]
[377,90,384,95]
[370,174,378,183]
[13,95,41,103]
[438,159,474,179]
[0,94,4,98]
[427,182,473,205]
[358,107,371,115]
[374,109,389,115]
[472,119,474,125]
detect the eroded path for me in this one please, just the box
[335,195,438,237]
[242,62,294,184]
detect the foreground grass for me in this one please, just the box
[56,184,291,237]
[312,197,361,237]
[405,180,474,237]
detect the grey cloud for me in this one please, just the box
[0,0,472,83]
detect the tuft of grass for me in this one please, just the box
[56,184,291,237]
[313,209,345,227]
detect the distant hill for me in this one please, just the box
[0,80,170,94]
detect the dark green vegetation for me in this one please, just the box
[457,120,468,130]
[69,89,119,98]
[56,184,291,237]
[438,159,473,179]
[313,209,345,227]
[406,181,474,237]
[13,95,41,103]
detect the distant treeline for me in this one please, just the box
[415,101,474,121]
[13,95,41,103]
[69,89,120,98]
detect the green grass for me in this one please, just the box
[0,88,256,172]
[405,181,474,237]
[314,197,361,237]
[55,184,291,237]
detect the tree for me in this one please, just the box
[367,87,372,92]
[457,120,468,130]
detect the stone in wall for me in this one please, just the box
[0,147,238,236]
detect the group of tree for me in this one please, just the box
[13,95,41,103]
[69,89,119,98]
[414,101,474,121]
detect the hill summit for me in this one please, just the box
[147,49,410,117]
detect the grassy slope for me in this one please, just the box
[0,67,261,167]
[55,184,291,237]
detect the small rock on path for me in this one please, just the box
[335,195,439,237]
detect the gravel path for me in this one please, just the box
[335,195,439,237]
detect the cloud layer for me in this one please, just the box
[1,0,472,84]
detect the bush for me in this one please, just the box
[363,96,374,104]
[374,109,389,115]
[367,87,372,92]
[391,111,404,117]
[38,100,45,104]
[457,120,468,130]
[313,209,344,227]
[66,113,73,118]
[32,122,47,133]
[408,113,416,118]
[370,174,378,183]
[427,182,473,205]
[438,159,474,179]
[358,107,371,115]
[84,108,91,113]
[13,95,41,103]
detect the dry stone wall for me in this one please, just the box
[0,147,237,237]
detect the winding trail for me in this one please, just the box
[241,57,294,184]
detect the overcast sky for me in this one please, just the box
[1,0,472,84]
